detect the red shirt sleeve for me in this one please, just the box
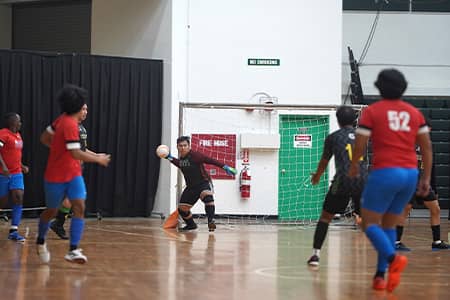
[63,119,81,150]
[358,106,373,130]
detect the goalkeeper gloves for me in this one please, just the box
[223,165,237,175]
[164,153,174,161]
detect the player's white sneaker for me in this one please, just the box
[64,249,87,264]
[37,243,50,263]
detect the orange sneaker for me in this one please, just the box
[372,276,387,290]
[387,255,408,292]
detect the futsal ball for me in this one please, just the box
[156,144,170,158]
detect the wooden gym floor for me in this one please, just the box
[0,217,448,300]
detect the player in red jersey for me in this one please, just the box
[36,84,111,264]
[41,104,90,240]
[161,136,236,232]
[0,113,29,242]
[349,69,432,292]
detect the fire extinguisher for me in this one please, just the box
[240,166,251,200]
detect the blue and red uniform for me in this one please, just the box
[357,99,428,214]
[357,99,429,282]
[0,128,24,196]
[44,114,86,208]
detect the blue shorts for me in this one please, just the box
[362,168,418,215]
[0,173,24,197]
[44,176,87,209]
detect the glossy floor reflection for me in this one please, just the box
[0,218,448,300]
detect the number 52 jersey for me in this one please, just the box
[356,99,428,170]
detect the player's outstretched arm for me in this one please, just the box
[223,165,237,175]
[70,149,111,167]
[160,152,180,167]
[311,158,329,185]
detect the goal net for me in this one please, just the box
[178,102,364,225]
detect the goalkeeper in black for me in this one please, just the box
[162,136,236,232]
[307,106,368,266]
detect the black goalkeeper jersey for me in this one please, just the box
[79,124,87,151]
[170,150,225,187]
[322,126,368,193]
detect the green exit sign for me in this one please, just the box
[248,58,280,66]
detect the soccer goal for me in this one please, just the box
[178,102,365,225]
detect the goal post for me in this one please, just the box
[178,102,365,224]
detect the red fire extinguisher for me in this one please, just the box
[240,166,251,200]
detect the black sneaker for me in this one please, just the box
[208,221,216,232]
[307,255,320,266]
[395,242,411,252]
[432,240,450,251]
[50,221,69,240]
[178,223,198,232]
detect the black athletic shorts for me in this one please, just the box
[409,188,437,206]
[179,181,213,206]
[322,178,363,214]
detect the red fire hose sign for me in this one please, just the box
[191,134,236,179]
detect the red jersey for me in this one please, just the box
[0,128,23,174]
[44,114,82,182]
[357,99,428,170]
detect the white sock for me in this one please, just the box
[312,249,320,257]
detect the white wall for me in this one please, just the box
[184,0,343,104]
[182,107,339,215]
[175,0,343,215]
[343,12,450,96]
[0,5,12,49]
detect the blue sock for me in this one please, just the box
[383,228,396,247]
[376,228,396,273]
[365,224,396,260]
[11,204,23,228]
[70,217,85,249]
[38,220,50,241]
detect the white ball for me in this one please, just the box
[156,144,170,158]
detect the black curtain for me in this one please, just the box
[0,49,162,217]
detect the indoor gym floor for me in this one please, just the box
[0,216,448,300]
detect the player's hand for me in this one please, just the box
[1,167,10,176]
[97,154,111,167]
[348,163,359,178]
[416,179,430,197]
[223,165,237,175]
[21,165,29,174]
[311,172,321,185]
[164,153,174,161]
